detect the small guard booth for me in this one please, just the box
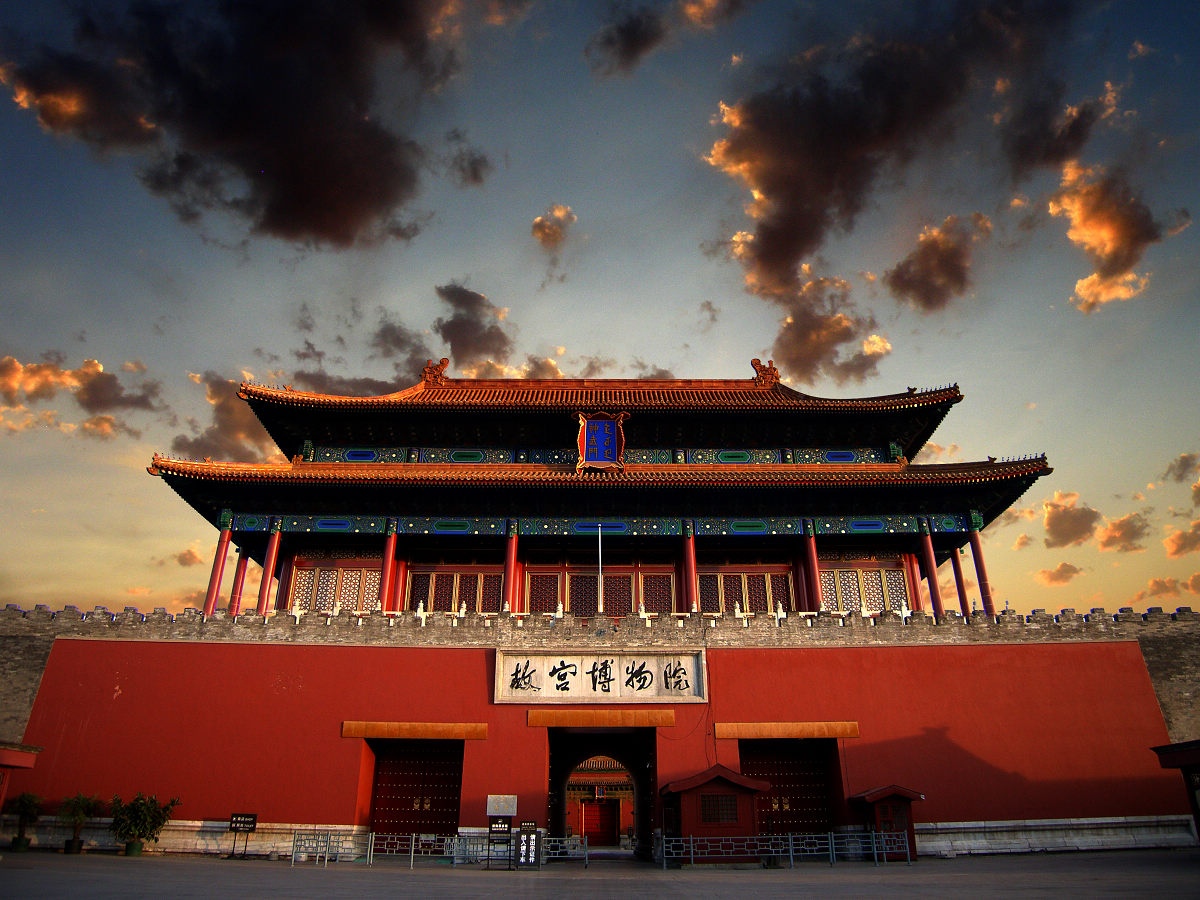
[660,765,770,839]
[849,784,924,861]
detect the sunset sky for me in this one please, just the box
[1,0,1197,616]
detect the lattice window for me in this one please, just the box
[456,573,480,614]
[408,572,432,611]
[339,569,363,611]
[641,574,674,615]
[527,573,560,615]
[722,574,744,614]
[746,574,770,614]
[569,574,598,617]
[861,569,885,614]
[837,570,862,614]
[431,573,456,612]
[480,573,503,613]
[362,570,382,613]
[885,569,909,612]
[819,571,838,613]
[698,574,721,613]
[603,574,632,617]
[700,794,739,824]
[769,573,792,612]
[291,568,315,613]
[314,569,339,614]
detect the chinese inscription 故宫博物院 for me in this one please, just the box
[495,651,706,703]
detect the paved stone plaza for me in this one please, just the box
[1,848,1197,899]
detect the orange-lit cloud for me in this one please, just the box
[1164,519,1200,559]
[914,442,962,464]
[1035,562,1084,586]
[1095,511,1151,553]
[531,204,577,251]
[1048,161,1188,312]
[993,506,1038,529]
[884,214,992,312]
[1042,490,1102,548]
[1133,577,1182,603]
[1012,534,1032,551]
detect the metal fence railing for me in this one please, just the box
[656,831,911,869]
[292,829,907,870]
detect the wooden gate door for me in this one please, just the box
[581,799,619,846]
[369,739,464,835]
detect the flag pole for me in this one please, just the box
[597,521,604,614]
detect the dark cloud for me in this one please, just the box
[1048,162,1183,312]
[767,277,890,385]
[1162,452,1200,483]
[1096,511,1151,553]
[1,0,468,245]
[170,372,277,462]
[998,79,1102,178]
[368,317,434,384]
[445,129,493,187]
[575,356,618,378]
[698,300,719,327]
[74,367,162,413]
[884,213,992,312]
[585,0,756,75]
[1042,490,1102,549]
[432,283,514,372]
[290,370,397,396]
[585,4,671,76]
[630,360,676,379]
[707,0,1079,297]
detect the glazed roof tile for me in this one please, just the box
[149,455,1049,488]
[238,377,963,413]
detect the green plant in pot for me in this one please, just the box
[6,792,42,851]
[58,793,103,854]
[109,793,179,856]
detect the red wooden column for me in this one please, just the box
[950,548,970,617]
[903,553,924,612]
[228,546,250,616]
[918,519,945,619]
[390,558,409,612]
[256,518,282,616]
[378,519,398,612]
[503,519,521,613]
[791,553,808,612]
[203,512,233,617]
[803,520,822,612]
[682,520,699,613]
[969,528,996,617]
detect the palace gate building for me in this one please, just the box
[2,359,1196,856]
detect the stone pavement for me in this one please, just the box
[1,848,1197,899]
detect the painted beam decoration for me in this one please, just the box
[495,650,706,704]
[576,411,628,472]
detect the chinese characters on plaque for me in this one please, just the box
[576,411,628,472]
[495,650,706,703]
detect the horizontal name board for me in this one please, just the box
[495,650,706,704]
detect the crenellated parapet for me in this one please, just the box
[2,601,1196,649]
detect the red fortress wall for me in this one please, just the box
[12,638,1183,826]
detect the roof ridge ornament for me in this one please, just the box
[421,357,451,386]
[750,358,780,387]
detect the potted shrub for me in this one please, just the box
[109,793,179,856]
[58,793,103,854]
[7,792,42,851]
